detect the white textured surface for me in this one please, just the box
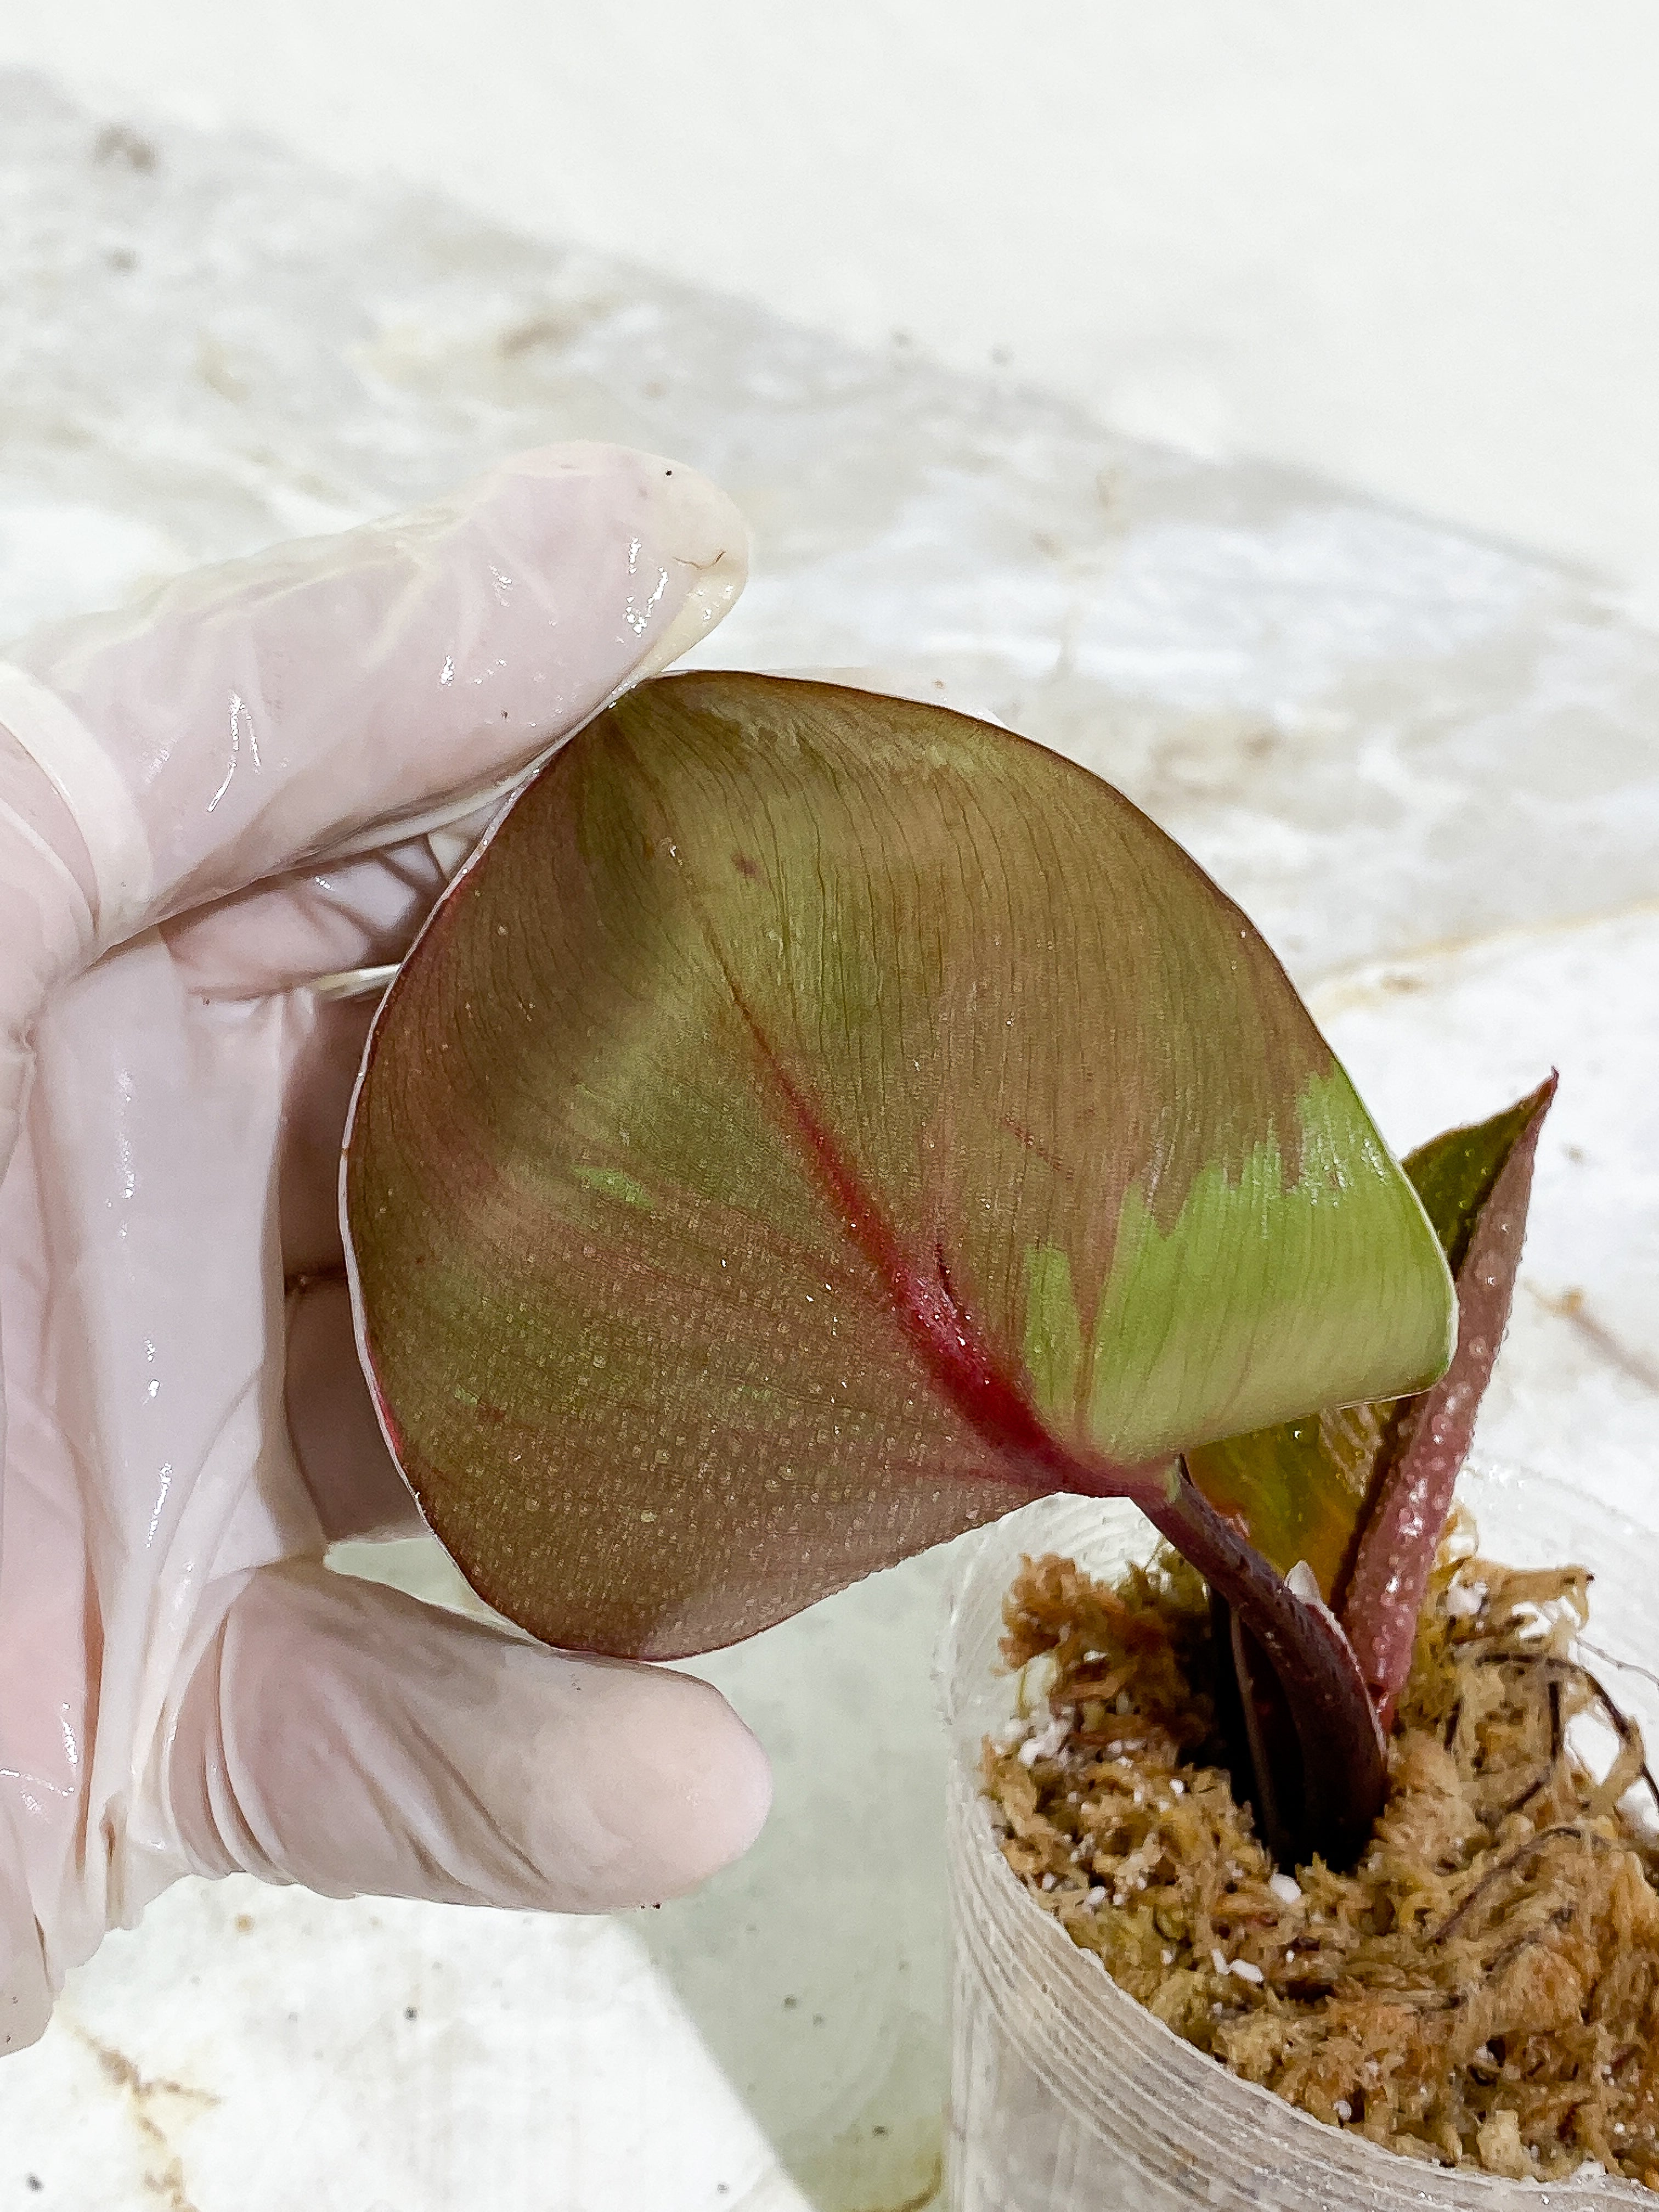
[0,72,1656,2212]
[5,4,1659,610]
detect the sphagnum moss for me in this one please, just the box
[984,1517,1659,2187]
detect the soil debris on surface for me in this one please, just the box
[983,1517,1659,2187]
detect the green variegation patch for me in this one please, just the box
[1022,1244,1084,1421]
[1186,1079,1553,1618]
[1085,1071,1448,1464]
[571,1163,655,1212]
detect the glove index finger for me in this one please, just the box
[0,443,747,958]
[165,1561,772,1915]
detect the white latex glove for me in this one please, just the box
[0,444,771,2053]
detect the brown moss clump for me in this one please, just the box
[983,1520,1659,2187]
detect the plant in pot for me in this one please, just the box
[341,672,1658,2205]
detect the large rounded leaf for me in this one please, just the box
[343,674,1452,1657]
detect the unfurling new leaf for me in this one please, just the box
[1341,1076,1556,1722]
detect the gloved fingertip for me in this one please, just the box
[585,1669,772,1904]
[0,1818,52,2055]
[0,1954,51,2058]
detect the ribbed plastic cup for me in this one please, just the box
[940,1460,1657,2210]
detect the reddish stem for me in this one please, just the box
[1152,1469,1386,1866]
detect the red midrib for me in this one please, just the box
[739,1007,1151,1501]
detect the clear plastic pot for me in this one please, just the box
[940,1460,1658,2210]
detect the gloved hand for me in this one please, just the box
[0,444,771,2052]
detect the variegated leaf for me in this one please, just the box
[345,674,1453,1657]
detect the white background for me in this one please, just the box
[3,14,1658,2210]
[7,0,1659,613]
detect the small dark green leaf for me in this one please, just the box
[1185,1400,1391,1599]
[1404,1082,1553,1276]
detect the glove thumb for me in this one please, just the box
[163,1561,771,1912]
